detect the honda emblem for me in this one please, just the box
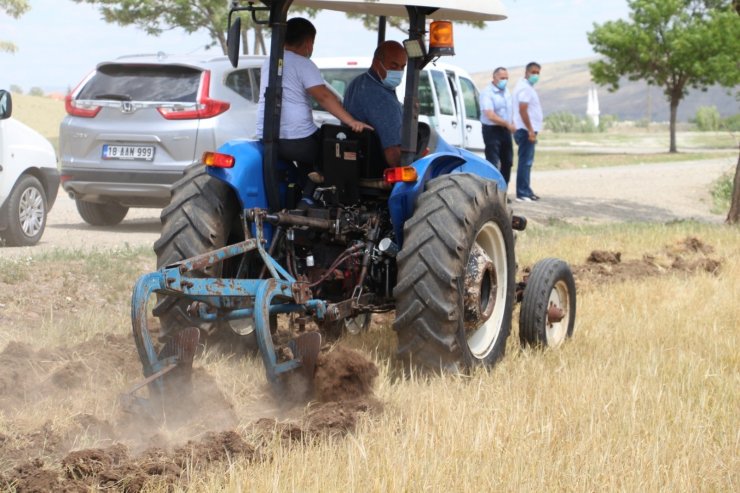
[121,101,134,113]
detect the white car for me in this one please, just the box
[313,57,485,153]
[0,90,60,246]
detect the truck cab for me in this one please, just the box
[313,57,484,153]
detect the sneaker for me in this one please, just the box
[529,193,540,201]
[515,196,532,202]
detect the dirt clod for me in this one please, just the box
[314,345,379,403]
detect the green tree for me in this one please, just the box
[9,84,23,94]
[588,0,740,152]
[28,86,43,97]
[72,0,314,55]
[0,0,30,53]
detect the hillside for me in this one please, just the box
[471,57,739,123]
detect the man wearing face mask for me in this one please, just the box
[256,17,372,205]
[480,67,515,184]
[512,62,543,202]
[343,41,408,167]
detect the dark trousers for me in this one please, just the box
[277,129,321,197]
[482,124,513,184]
[513,128,537,198]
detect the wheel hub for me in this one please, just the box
[463,243,496,331]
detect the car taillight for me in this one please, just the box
[202,151,235,168]
[384,166,418,184]
[65,93,101,118]
[157,70,230,120]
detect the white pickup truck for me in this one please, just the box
[313,57,485,153]
[0,90,60,246]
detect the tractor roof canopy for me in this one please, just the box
[287,0,507,21]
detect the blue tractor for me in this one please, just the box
[129,0,576,399]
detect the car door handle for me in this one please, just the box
[466,124,472,131]
[451,121,458,127]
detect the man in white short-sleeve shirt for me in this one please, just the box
[512,61,542,202]
[255,18,371,206]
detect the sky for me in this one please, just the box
[0,0,630,93]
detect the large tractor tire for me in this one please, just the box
[393,173,516,372]
[76,200,128,226]
[152,164,242,342]
[519,258,576,348]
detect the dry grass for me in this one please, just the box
[0,222,737,492]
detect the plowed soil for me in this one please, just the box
[0,236,722,491]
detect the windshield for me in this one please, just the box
[313,67,367,110]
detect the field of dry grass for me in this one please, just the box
[0,221,737,492]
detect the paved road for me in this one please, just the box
[0,156,734,259]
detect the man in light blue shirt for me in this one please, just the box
[479,67,515,184]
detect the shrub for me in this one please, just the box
[544,111,598,133]
[9,84,22,94]
[28,87,44,97]
[694,106,721,131]
[720,114,740,132]
[711,171,734,213]
[599,114,618,132]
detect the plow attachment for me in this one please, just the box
[127,230,327,410]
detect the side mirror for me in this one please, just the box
[0,90,12,120]
[227,16,242,68]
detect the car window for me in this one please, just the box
[430,70,454,116]
[459,77,481,121]
[445,71,459,113]
[225,68,261,103]
[418,73,435,117]
[77,64,202,102]
[314,68,367,110]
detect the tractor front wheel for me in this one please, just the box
[519,258,576,348]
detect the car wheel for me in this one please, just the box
[2,175,48,247]
[75,200,128,226]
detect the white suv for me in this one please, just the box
[59,53,265,226]
[0,90,60,247]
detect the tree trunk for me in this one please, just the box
[668,96,678,153]
[726,149,740,224]
[241,29,250,55]
[254,25,266,55]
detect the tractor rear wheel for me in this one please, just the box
[153,164,244,344]
[393,173,515,372]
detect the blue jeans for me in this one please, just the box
[514,129,536,198]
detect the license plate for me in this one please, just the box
[102,144,155,161]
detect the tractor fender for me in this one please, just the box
[206,139,269,211]
[388,150,506,247]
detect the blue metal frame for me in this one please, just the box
[130,223,327,397]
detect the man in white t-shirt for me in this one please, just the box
[256,18,371,205]
[512,62,542,202]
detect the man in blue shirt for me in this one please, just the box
[479,67,515,184]
[344,41,407,167]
